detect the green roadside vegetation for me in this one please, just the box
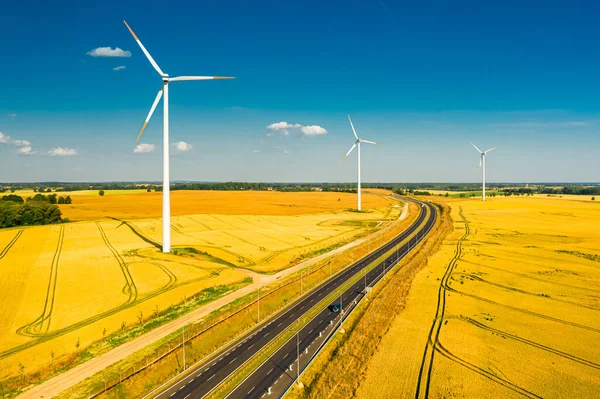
[1,279,252,399]
[285,204,452,399]
[207,205,431,399]
[55,200,418,399]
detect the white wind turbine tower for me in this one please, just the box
[124,20,234,253]
[342,115,380,211]
[470,141,496,201]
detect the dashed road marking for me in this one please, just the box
[208,374,215,381]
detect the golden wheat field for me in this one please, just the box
[359,196,600,399]
[0,190,394,380]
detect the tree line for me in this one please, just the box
[0,194,70,228]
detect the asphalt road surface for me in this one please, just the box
[153,200,437,399]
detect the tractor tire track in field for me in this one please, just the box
[185,216,213,231]
[448,316,600,370]
[17,226,65,337]
[96,222,138,303]
[3,266,217,359]
[0,229,23,260]
[434,341,543,399]
[416,207,600,399]
[444,284,600,334]
[415,207,470,399]
[459,258,600,295]
[453,272,600,311]
[110,217,162,250]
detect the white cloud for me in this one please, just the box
[267,122,301,130]
[252,149,260,153]
[13,139,31,147]
[8,113,17,118]
[0,132,9,144]
[48,147,78,156]
[113,65,126,71]
[87,47,132,58]
[133,143,156,153]
[17,146,36,155]
[266,121,327,137]
[173,141,192,152]
[300,125,327,135]
[283,149,291,154]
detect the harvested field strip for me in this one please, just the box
[433,341,542,399]
[0,229,23,260]
[96,222,138,303]
[18,226,65,337]
[415,207,468,399]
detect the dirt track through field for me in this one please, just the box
[19,203,410,399]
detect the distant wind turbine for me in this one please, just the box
[124,20,234,253]
[342,115,380,211]
[470,142,496,201]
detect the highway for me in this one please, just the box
[152,200,438,399]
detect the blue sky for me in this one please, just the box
[1,0,599,183]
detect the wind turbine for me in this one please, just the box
[124,20,234,253]
[342,115,380,211]
[470,142,496,201]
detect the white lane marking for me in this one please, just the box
[197,373,202,377]
[248,386,255,394]
[180,385,185,390]
[249,343,254,348]
[208,374,215,381]
[309,329,314,334]
[277,322,282,327]
[184,395,190,399]
[283,353,289,359]
[265,332,269,337]
[267,368,274,375]
[229,357,237,364]
[170,393,176,398]
[190,378,194,383]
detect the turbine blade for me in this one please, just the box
[124,20,165,76]
[169,76,235,82]
[136,88,163,142]
[360,139,380,145]
[347,114,359,140]
[484,146,497,153]
[342,143,357,161]
[470,141,483,153]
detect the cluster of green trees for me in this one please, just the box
[0,197,64,228]
[22,193,73,204]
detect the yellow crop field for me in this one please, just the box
[0,190,396,382]
[58,190,390,221]
[359,196,600,399]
